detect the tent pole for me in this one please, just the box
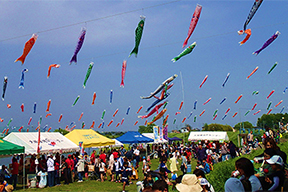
[146,144,148,159]
[23,154,25,190]
[59,154,62,177]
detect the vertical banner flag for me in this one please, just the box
[79,141,84,156]
[159,126,163,141]
[163,125,168,141]
[153,126,159,143]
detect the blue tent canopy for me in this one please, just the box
[168,137,182,141]
[116,131,154,144]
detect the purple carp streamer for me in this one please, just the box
[70,28,86,64]
[253,31,280,55]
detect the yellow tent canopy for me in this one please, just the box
[65,129,115,148]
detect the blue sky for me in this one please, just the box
[0,0,288,133]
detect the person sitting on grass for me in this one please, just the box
[121,162,129,192]
[231,157,262,192]
[264,155,285,191]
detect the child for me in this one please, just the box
[121,162,129,192]
[143,173,154,189]
[114,158,121,183]
[265,155,285,191]
[142,156,147,175]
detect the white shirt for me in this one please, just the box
[47,158,55,172]
[134,149,140,156]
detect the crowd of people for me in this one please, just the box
[0,126,287,192]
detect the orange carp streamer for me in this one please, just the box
[275,100,283,108]
[179,101,184,110]
[147,108,167,125]
[199,109,205,116]
[239,29,251,45]
[46,99,51,112]
[113,109,119,117]
[267,90,275,99]
[267,109,272,115]
[47,64,60,78]
[58,114,63,123]
[182,117,187,123]
[137,106,143,114]
[235,94,243,104]
[15,34,38,65]
[247,66,258,79]
[90,121,95,129]
[92,92,96,105]
[232,112,238,118]
[45,113,52,118]
[134,120,139,126]
[78,112,83,121]
[108,120,114,127]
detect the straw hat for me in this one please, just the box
[5,185,14,192]
[78,155,83,159]
[176,174,202,192]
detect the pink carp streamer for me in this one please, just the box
[253,110,261,115]
[120,60,127,88]
[183,4,202,48]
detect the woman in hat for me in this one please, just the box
[76,155,84,182]
[264,155,285,191]
[176,174,202,192]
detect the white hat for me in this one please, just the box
[199,178,209,185]
[176,174,202,192]
[266,155,284,166]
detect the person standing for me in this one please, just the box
[11,157,19,189]
[133,147,140,168]
[248,131,254,147]
[65,155,72,183]
[47,154,55,187]
[76,155,84,182]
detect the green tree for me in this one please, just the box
[203,123,233,131]
[234,121,253,130]
[138,124,155,134]
[257,113,288,129]
[54,128,69,135]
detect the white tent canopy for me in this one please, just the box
[142,133,168,144]
[4,132,79,154]
[188,131,229,141]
